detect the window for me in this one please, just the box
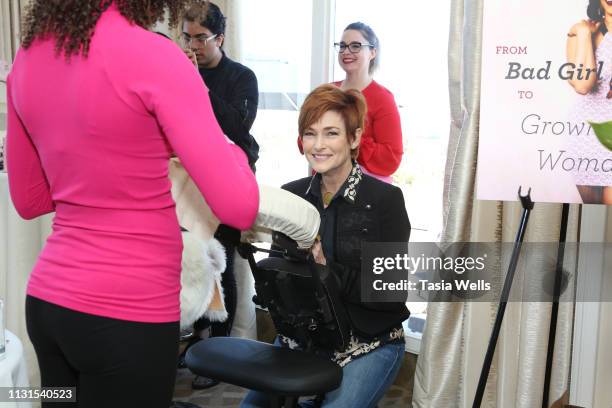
[334,0,451,243]
[334,1,451,322]
[242,0,314,187]
[243,1,452,325]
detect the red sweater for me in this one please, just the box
[299,80,403,176]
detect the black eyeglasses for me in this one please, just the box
[333,41,375,54]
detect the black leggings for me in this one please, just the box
[26,296,179,408]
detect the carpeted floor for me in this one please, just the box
[172,368,412,408]
[172,368,249,408]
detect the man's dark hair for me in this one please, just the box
[184,2,226,36]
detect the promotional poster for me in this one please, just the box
[478,0,612,203]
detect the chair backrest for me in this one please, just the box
[247,233,352,352]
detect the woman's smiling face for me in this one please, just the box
[338,29,376,76]
[301,110,357,177]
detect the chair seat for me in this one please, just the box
[185,337,342,396]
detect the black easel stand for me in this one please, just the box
[472,187,534,408]
[542,202,570,408]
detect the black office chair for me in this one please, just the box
[185,233,348,408]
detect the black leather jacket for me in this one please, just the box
[282,165,411,338]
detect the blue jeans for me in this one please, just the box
[240,340,405,408]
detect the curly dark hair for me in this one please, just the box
[587,0,608,34]
[21,0,208,58]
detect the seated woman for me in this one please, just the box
[241,84,410,408]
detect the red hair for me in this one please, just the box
[298,84,367,159]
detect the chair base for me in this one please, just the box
[269,395,298,408]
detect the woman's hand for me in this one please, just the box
[183,49,198,67]
[569,20,600,36]
[311,240,327,265]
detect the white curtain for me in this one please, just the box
[0,0,43,387]
[0,0,23,65]
[412,0,577,406]
[219,0,244,62]
[1,0,24,114]
[1,175,51,387]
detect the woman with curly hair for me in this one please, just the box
[6,1,259,407]
[566,0,612,203]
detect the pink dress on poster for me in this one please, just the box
[569,32,612,186]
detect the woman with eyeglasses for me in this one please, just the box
[6,1,258,407]
[566,0,612,203]
[300,22,403,183]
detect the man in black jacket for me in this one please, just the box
[182,2,259,167]
[180,2,260,390]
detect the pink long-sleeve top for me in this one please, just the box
[6,4,259,323]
